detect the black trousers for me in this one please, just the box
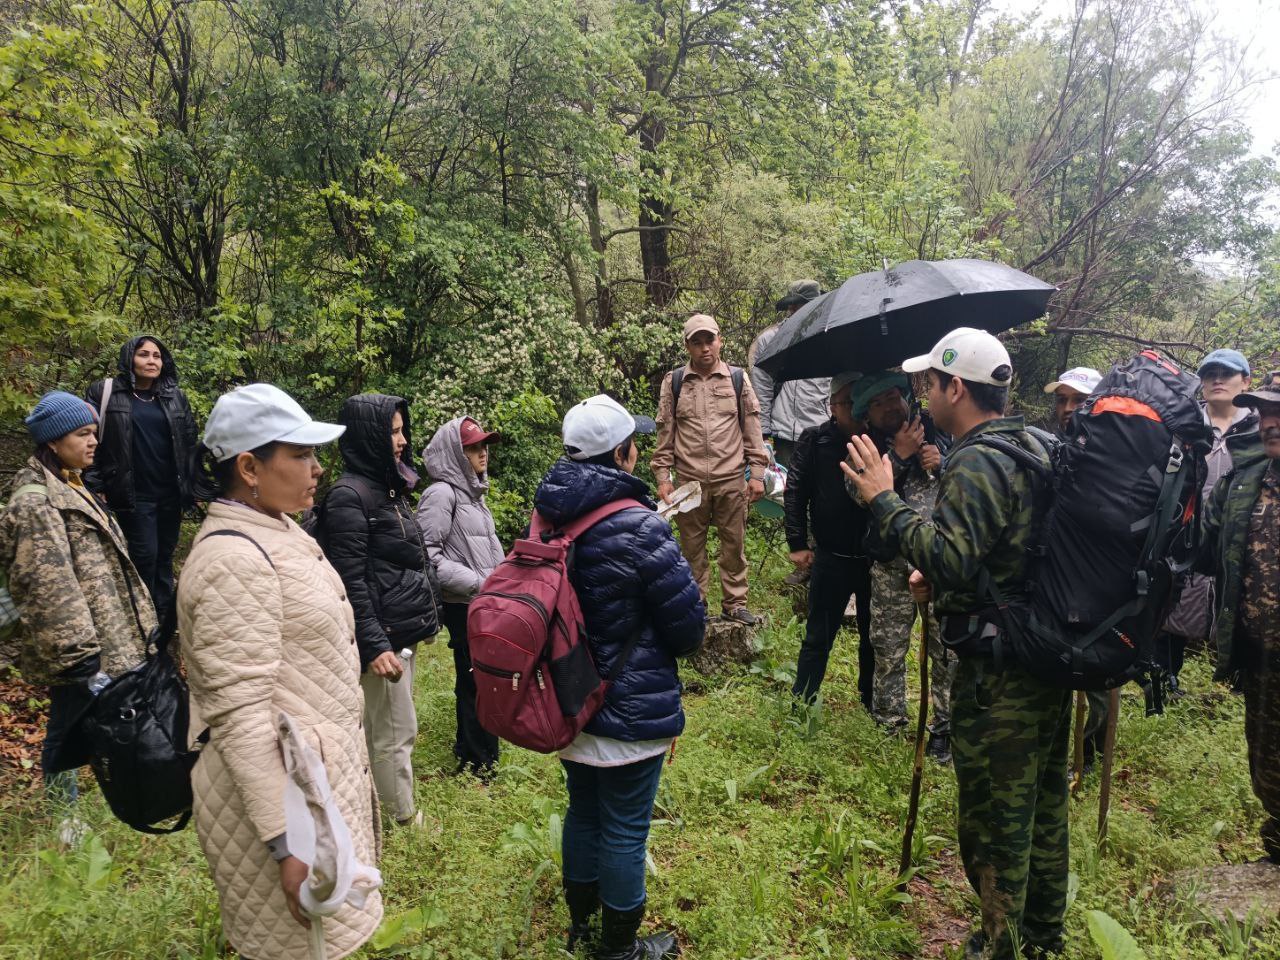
[116,499,182,633]
[792,549,873,708]
[442,602,499,771]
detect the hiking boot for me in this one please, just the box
[783,567,811,587]
[1165,674,1187,702]
[564,880,600,952]
[963,931,987,960]
[925,731,952,764]
[722,607,762,627]
[596,903,680,960]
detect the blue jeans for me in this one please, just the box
[561,753,666,911]
[42,684,93,806]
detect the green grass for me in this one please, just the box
[0,523,1277,959]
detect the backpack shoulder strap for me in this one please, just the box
[9,482,48,502]
[195,529,276,570]
[970,434,1053,479]
[730,366,745,428]
[670,367,685,416]
[333,474,381,517]
[97,378,113,441]
[530,498,649,542]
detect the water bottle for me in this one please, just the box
[87,671,111,696]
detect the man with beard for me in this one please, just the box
[1200,370,1279,864]
[849,371,955,761]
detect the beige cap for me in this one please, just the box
[683,314,720,341]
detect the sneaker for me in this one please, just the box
[723,607,762,626]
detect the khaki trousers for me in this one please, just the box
[360,648,418,822]
[674,477,749,614]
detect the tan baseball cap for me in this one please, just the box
[683,314,720,341]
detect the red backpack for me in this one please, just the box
[466,499,647,753]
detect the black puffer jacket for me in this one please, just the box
[84,335,198,510]
[321,394,441,668]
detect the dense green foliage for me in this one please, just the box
[1,0,1276,502]
[0,534,1275,958]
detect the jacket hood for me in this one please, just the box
[118,334,179,393]
[424,416,488,499]
[338,394,417,491]
[533,458,655,527]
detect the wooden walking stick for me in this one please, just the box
[898,601,931,891]
[1070,690,1087,797]
[1096,687,1121,849]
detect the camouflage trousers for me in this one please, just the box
[952,656,1073,959]
[869,557,956,731]
[1242,631,1280,861]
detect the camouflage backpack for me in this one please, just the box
[0,482,48,667]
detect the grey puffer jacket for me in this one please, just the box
[416,418,505,605]
[749,324,830,442]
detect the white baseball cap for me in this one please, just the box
[203,383,345,461]
[562,395,657,461]
[1043,367,1102,396]
[902,327,1013,386]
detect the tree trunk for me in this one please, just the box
[585,181,613,327]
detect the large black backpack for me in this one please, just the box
[977,350,1211,695]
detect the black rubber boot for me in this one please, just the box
[925,731,952,764]
[596,902,680,960]
[564,880,600,952]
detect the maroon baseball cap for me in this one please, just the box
[459,417,501,446]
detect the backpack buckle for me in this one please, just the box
[1165,443,1184,474]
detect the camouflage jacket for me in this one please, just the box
[0,458,154,684]
[1199,446,1276,681]
[867,417,1048,616]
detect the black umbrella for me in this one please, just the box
[755,259,1056,380]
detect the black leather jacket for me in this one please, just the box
[321,394,441,668]
[785,418,870,556]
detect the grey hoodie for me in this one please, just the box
[416,417,505,604]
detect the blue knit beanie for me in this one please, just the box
[24,391,98,445]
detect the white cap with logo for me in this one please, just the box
[1043,367,1102,396]
[562,395,657,461]
[203,383,346,462]
[902,327,1013,386]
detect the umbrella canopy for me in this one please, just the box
[755,259,1056,381]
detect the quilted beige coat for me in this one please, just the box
[177,501,382,960]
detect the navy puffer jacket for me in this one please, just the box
[534,459,705,741]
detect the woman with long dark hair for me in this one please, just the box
[85,335,198,630]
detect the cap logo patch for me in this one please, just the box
[941,348,958,366]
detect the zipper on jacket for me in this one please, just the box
[481,591,550,625]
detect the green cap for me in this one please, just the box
[850,371,909,421]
